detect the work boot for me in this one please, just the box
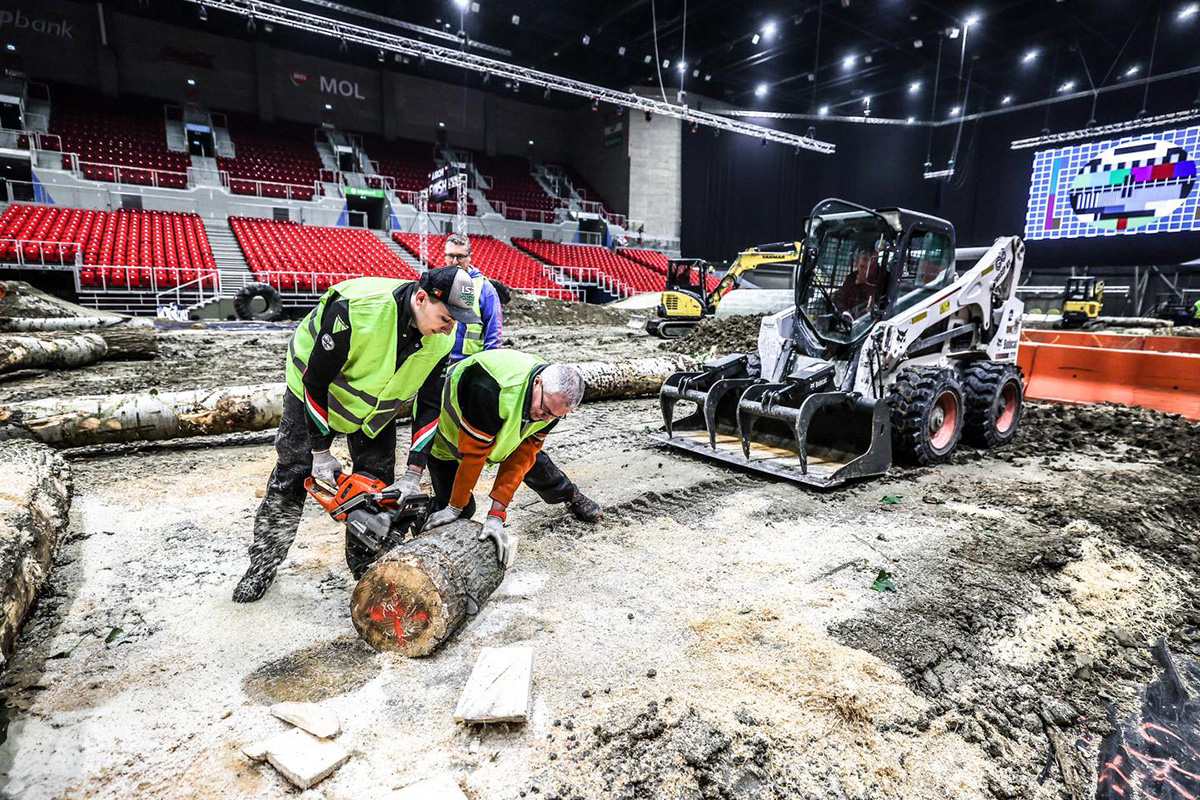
[567,490,603,522]
[232,565,277,603]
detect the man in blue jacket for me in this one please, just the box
[398,232,602,523]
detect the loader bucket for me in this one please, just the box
[655,381,893,488]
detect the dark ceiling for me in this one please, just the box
[105,0,1200,120]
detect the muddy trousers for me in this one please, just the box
[426,450,576,520]
[232,391,396,602]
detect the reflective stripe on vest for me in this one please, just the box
[459,273,488,356]
[285,277,453,437]
[431,349,551,463]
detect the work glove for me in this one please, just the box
[310,449,343,485]
[384,470,425,503]
[479,514,514,568]
[423,505,462,531]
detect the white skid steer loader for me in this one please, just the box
[655,198,1026,488]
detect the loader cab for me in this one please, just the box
[664,258,712,308]
[886,210,957,316]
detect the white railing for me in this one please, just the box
[155,270,224,309]
[73,160,190,189]
[0,127,60,151]
[547,264,633,298]
[0,238,83,270]
[487,199,557,224]
[74,264,220,295]
[227,176,321,200]
[248,269,367,293]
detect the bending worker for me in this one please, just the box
[399,232,601,523]
[232,267,480,603]
[422,348,586,565]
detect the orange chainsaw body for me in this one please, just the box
[304,473,397,521]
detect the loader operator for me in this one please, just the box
[420,349,586,566]
[833,248,881,321]
[402,232,602,524]
[232,266,480,603]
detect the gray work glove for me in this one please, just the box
[423,505,462,531]
[310,449,343,485]
[479,514,513,568]
[384,470,425,503]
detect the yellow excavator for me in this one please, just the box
[1060,276,1104,328]
[646,242,804,338]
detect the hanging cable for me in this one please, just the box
[650,0,669,104]
[923,36,943,169]
[1041,45,1060,133]
[810,1,823,114]
[947,60,974,173]
[678,0,687,103]
[1141,7,1161,116]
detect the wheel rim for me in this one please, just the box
[995,380,1020,434]
[929,390,960,452]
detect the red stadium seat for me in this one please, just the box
[391,232,574,301]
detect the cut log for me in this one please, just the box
[0,440,72,666]
[0,316,129,332]
[0,383,285,447]
[0,332,109,375]
[350,519,506,656]
[95,321,158,360]
[574,354,697,401]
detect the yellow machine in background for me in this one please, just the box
[1061,276,1104,328]
[646,242,803,338]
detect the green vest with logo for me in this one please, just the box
[285,277,454,437]
[459,271,488,357]
[1193,299,1200,320]
[431,349,552,463]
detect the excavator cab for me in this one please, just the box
[1061,276,1104,328]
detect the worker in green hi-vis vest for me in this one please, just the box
[1193,297,1200,323]
[232,266,481,603]
[421,348,587,566]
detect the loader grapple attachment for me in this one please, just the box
[654,354,893,488]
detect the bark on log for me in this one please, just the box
[0,332,109,374]
[96,321,159,360]
[0,440,72,666]
[0,316,128,332]
[350,519,506,656]
[574,354,697,401]
[0,383,285,447]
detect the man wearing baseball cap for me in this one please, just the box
[233,267,479,602]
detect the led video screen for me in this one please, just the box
[1024,125,1199,240]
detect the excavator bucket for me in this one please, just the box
[653,355,893,488]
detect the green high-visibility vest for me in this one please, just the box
[285,277,454,437]
[459,271,488,357]
[1193,299,1200,320]
[431,349,552,463]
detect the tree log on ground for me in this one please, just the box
[0,383,285,447]
[0,440,72,666]
[0,354,697,448]
[95,321,158,360]
[350,519,505,656]
[0,317,128,333]
[0,332,109,375]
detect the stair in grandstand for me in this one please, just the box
[201,217,255,294]
[189,156,225,188]
[376,230,425,271]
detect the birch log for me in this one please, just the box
[350,519,505,656]
[0,355,698,447]
[0,317,128,332]
[0,332,109,374]
[0,440,72,665]
[0,383,285,447]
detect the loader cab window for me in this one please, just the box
[893,230,953,316]
[798,202,894,342]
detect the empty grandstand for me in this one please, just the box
[512,239,663,297]
[392,232,574,300]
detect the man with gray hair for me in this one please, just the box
[421,349,586,565]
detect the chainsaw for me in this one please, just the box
[304,473,431,580]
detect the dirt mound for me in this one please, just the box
[662,314,764,357]
[504,294,630,327]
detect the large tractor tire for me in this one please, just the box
[963,361,1024,448]
[888,366,965,466]
[234,282,283,322]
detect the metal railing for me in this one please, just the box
[0,127,60,151]
[547,264,633,299]
[0,238,83,270]
[227,177,321,200]
[75,264,220,295]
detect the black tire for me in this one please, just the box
[234,282,283,322]
[887,366,965,466]
[962,361,1024,448]
[489,279,513,306]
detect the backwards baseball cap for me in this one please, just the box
[418,266,482,325]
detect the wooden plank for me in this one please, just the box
[453,646,533,724]
[390,774,469,800]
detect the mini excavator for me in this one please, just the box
[654,198,1027,488]
[646,243,803,338]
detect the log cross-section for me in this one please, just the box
[350,520,506,656]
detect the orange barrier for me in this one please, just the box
[1018,342,1200,420]
[1023,329,1200,355]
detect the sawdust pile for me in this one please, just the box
[661,314,764,357]
[503,294,631,327]
[547,610,991,799]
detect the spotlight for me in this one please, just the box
[377,49,385,62]
[187,78,196,86]
[544,86,551,99]
[663,59,670,69]
[964,13,981,27]
[818,105,829,116]
[1058,80,1076,93]
[692,69,699,78]
[1179,3,1199,20]
[1002,95,1013,105]
[907,117,915,124]
[908,81,921,94]
[482,72,491,85]
[755,83,768,97]
[246,16,256,34]
[339,38,348,53]
[512,81,520,92]
[324,103,333,110]
[1022,49,1038,64]
[644,55,652,64]
[842,55,855,69]
[618,46,626,56]
[4,44,14,52]
[453,0,469,9]
[528,139,534,146]
[1125,65,1140,76]
[511,14,520,25]
[439,121,445,128]
[198,4,207,21]
[949,106,961,116]
[704,74,712,82]
[677,61,687,73]
[644,110,652,122]
[690,120,698,133]
[582,34,591,45]
[751,33,760,45]
[591,97,599,112]
[762,21,777,39]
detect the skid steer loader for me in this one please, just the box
[654,198,1026,488]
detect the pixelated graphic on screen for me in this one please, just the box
[1024,125,1199,239]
